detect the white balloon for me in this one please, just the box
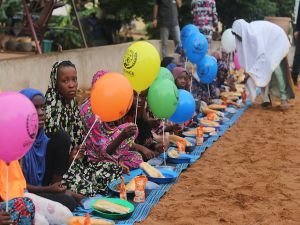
[221,28,236,53]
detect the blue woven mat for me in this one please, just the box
[73,101,252,224]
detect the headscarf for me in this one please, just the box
[80,70,109,160]
[232,19,290,101]
[166,63,177,72]
[20,88,49,186]
[45,61,84,149]
[172,66,188,80]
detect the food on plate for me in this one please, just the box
[93,200,131,214]
[201,107,224,117]
[67,216,114,225]
[183,127,215,136]
[167,149,179,158]
[206,113,220,121]
[200,119,220,127]
[207,104,227,110]
[169,135,192,146]
[139,162,165,178]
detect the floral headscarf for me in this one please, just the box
[45,61,84,149]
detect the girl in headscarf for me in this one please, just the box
[61,70,125,197]
[45,61,84,149]
[172,66,190,90]
[232,19,295,108]
[80,70,144,167]
[20,88,79,211]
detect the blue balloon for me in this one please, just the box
[169,89,196,124]
[185,33,208,64]
[197,55,218,84]
[180,24,199,48]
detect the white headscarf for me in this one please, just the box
[232,19,290,101]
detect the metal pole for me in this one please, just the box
[22,0,42,54]
[70,0,88,48]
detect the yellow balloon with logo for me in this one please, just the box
[123,41,160,93]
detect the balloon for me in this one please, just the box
[221,28,236,53]
[156,67,175,82]
[197,55,218,84]
[185,33,208,64]
[123,41,160,93]
[147,79,179,119]
[234,52,241,69]
[0,92,38,163]
[180,24,199,48]
[91,72,133,122]
[169,89,196,124]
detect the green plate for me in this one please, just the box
[91,197,135,220]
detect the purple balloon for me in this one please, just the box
[0,92,38,162]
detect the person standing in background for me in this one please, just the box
[152,0,182,57]
[291,0,300,85]
[191,0,218,43]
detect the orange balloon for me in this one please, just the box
[91,72,133,122]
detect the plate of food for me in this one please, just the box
[182,127,215,136]
[169,134,193,146]
[108,177,160,196]
[139,162,178,184]
[160,149,192,164]
[199,119,220,128]
[91,198,134,220]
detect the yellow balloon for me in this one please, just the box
[123,41,160,93]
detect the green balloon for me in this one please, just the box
[147,79,179,119]
[156,67,175,82]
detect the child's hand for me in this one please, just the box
[0,211,13,225]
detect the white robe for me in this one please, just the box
[232,19,290,102]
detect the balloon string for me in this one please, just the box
[184,57,188,70]
[162,119,166,166]
[190,65,194,93]
[68,116,99,171]
[6,163,9,212]
[208,84,211,98]
[134,94,139,125]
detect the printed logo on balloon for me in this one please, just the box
[26,113,38,139]
[123,50,137,77]
[123,41,160,93]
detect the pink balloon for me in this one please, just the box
[0,92,38,163]
[234,52,241,70]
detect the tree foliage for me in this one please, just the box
[97,0,295,34]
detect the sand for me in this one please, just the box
[139,97,300,225]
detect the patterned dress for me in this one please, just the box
[191,0,218,42]
[0,197,35,225]
[79,98,143,169]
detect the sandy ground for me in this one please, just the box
[139,95,300,225]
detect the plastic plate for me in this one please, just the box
[144,168,178,184]
[108,179,135,196]
[91,197,134,220]
[160,152,192,164]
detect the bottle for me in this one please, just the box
[241,89,247,104]
[196,126,204,146]
[120,176,127,200]
[176,140,186,153]
[134,175,148,203]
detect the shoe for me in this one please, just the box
[261,102,272,108]
[280,100,291,110]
